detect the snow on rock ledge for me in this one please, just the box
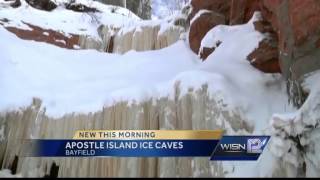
[199,11,262,60]
[0,0,140,37]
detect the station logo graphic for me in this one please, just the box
[210,136,270,160]
[247,138,267,154]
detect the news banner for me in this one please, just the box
[22,130,270,161]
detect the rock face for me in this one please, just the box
[187,0,229,54]
[199,47,215,60]
[188,0,231,23]
[229,0,261,25]
[189,0,259,60]
[247,19,281,73]
[244,0,320,96]
[25,0,57,11]
[260,0,320,106]
[9,0,21,8]
[247,38,281,73]
[65,2,99,13]
[0,20,79,49]
[188,0,320,83]
[188,11,225,54]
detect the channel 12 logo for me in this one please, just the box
[247,138,268,154]
[210,136,270,161]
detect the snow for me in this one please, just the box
[0,169,21,177]
[0,11,293,124]
[270,70,320,133]
[264,70,320,177]
[55,39,66,45]
[190,9,212,25]
[0,0,140,38]
[151,0,190,20]
[42,32,50,36]
[0,26,200,117]
[57,0,140,19]
[200,12,262,55]
[157,16,184,36]
[199,12,292,132]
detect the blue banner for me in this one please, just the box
[22,135,270,161]
[29,139,220,157]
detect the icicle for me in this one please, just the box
[0,85,252,177]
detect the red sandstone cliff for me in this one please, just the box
[188,0,320,76]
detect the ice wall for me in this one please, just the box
[268,71,320,177]
[79,23,185,54]
[0,85,252,177]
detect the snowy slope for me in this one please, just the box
[0,12,293,125]
[0,26,199,117]
[0,0,140,37]
[0,0,189,48]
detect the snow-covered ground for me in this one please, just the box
[0,25,199,117]
[0,0,140,38]
[0,0,188,45]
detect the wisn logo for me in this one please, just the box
[210,136,270,161]
[219,143,246,153]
